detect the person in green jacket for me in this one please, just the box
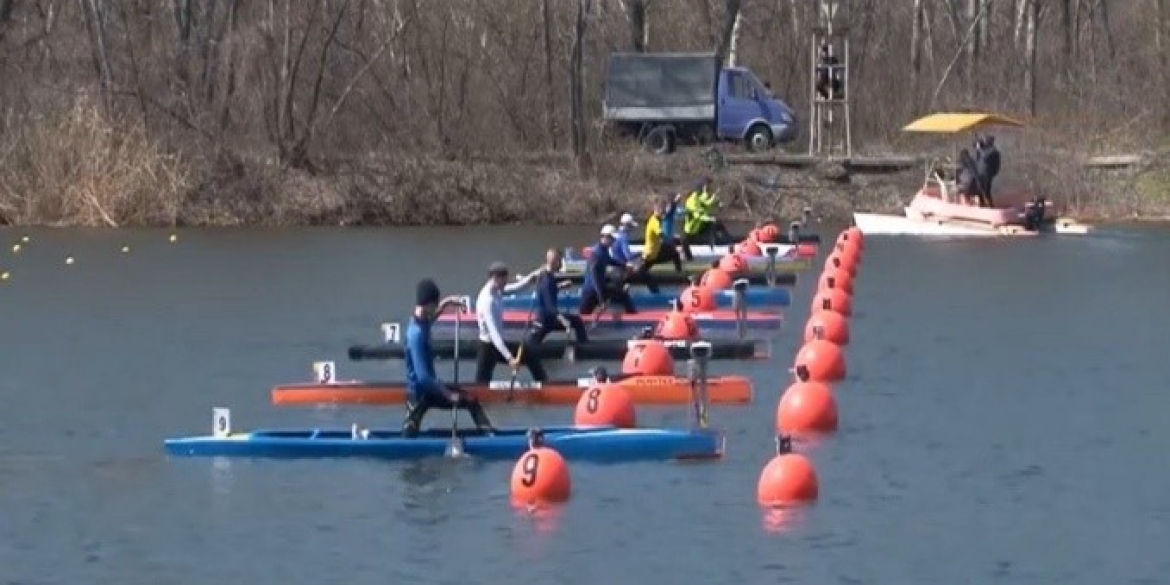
[680,176,731,257]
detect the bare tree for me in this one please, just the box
[570,0,587,160]
[1022,0,1040,115]
[1158,0,1168,131]
[624,0,651,51]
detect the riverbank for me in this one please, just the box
[1,132,1166,228]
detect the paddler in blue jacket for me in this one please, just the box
[527,248,589,344]
[579,225,638,316]
[402,278,495,437]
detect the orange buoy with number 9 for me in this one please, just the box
[699,268,733,290]
[511,434,572,505]
[574,383,636,428]
[655,311,700,340]
[680,285,717,312]
[621,339,674,376]
[718,253,748,275]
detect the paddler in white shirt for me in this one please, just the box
[474,261,549,384]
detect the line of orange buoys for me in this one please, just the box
[757,226,864,511]
[2,232,179,283]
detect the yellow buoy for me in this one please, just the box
[1,271,9,280]
[65,256,74,265]
[20,235,29,243]
[169,233,177,243]
[121,245,130,253]
[11,244,20,253]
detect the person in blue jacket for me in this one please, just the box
[527,248,589,344]
[402,278,495,437]
[579,225,637,316]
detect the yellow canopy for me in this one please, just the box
[902,112,1026,134]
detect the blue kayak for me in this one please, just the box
[496,287,790,311]
[164,425,724,462]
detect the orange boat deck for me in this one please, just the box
[270,376,753,406]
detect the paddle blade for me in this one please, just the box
[445,436,466,458]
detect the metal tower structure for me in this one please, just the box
[808,0,852,158]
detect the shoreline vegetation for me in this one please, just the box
[0,1,1167,228]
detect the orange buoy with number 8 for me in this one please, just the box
[574,383,636,428]
[621,339,674,376]
[679,285,718,312]
[511,447,571,505]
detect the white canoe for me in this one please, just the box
[627,242,796,258]
[853,211,1093,237]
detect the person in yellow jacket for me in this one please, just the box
[680,176,731,258]
[629,196,683,293]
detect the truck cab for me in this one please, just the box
[717,67,797,151]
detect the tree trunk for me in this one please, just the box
[541,0,557,148]
[727,9,742,67]
[1014,0,1028,47]
[79,0,115,115]
[1023,0,1039,116]
[570,0,586,160]
[911,0,925,94]
[1059,0,1073,83]
[712,0,741,73]
[965,0,981,100]
[1158,0,1168,131]
[627,0,649,51]
[1095,0,1115,63]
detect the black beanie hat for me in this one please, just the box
[416,278,440,306]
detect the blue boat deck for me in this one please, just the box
[164,425,724,463]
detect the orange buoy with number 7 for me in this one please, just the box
[511,430,572,506]
[621,339,674,376]
[574,383,636,428]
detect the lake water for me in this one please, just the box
[2,224,1169,585]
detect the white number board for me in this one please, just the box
[313,361,337,384]
[212,407,231,437]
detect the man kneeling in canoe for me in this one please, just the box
[402,278,496,437]
[527,248,589,344]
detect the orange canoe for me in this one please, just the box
[271,375,753,406]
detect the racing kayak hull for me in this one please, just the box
[164,426,725,462]
[559,271,794,287]
[498,287,790,310]
[628,242,818,259]
[348,338,768,361]
[271,375,754,406]
[560,256,811,276]
[433,309,783,332]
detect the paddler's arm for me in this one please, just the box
[477,285,514,362]
[503,268,540,294]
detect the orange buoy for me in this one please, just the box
[839,226,864,249]
[574,383,636,428]
[824,252,857,277]
[835,239,862,262]
[621,339,674,376]
[804,310,850,345]
[811,288,853,317]
[760,224,781,243]
[777,381,838,433]
[747,227,762,242]
[757,446,819,505]
[512,444,572,505]
[699,268,733,290]
[718,253,748,275]
[735,239,763,256]
[817,267,854,295]
[680,284,718,312]
[655,311,700,340]
[793,339,846,382]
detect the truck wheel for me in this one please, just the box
[643,127,676,155]
[745,124,773,152]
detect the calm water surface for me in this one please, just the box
[1,224,1169,584]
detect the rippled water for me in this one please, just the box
[1,224,1168,584]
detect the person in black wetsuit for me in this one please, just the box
[579,225,637,316]
[527,248,589,344]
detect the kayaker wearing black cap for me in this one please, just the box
[403,278,495,437]
[475,261,549,384]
